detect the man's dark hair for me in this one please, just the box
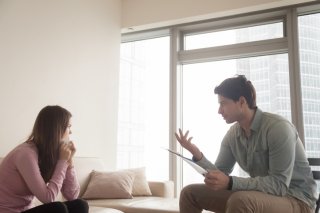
[214,75,256,109]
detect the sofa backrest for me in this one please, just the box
[73,157,105,197]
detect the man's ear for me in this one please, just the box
[239,96,247,105]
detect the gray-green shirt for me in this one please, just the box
[196,108,317,209]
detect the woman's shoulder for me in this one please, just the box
[15,142,37,152]
[1,142,38,168]
[11,142,38,161]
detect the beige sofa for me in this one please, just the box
[0,157,179,213]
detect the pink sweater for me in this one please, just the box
[0,142,80,213]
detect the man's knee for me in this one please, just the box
[181,184,194,196]
[180,184,205,213]
[180,184,195,203]
[226,192,253,212]
[180,184,202,202]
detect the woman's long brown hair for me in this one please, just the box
[27,105,72,182]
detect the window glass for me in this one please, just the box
[298,13,320,158]
[182,54,290,185]
[185,22,283,50]
[117,37,170,181]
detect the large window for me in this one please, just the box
[117,37,170,181]
[298,12,320,158]
[119,3,320,193]
[181,54,289,185]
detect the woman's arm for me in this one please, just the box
[15,150,69,203]
[61,166,80,200]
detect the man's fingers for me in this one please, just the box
[175,133,181,142]
[176,129,193,145]
[184,130,189,139]
[179,128,183,136]
[175,132,182,140]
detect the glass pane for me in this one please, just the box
[185,22,283,50]
[118,37,170,181]
[298,13,320,158]
[182,54,290,185]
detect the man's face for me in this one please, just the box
[217,95,242,124]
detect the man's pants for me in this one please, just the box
[179,184,313,213]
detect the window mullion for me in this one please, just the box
[286,8,305,142]
[170,28,183,197]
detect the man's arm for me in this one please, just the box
[195,127,237,174]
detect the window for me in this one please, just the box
[117,37,170,181]
[298,12,320,158]
[178,14,290,186]
[119,2,320,193]
[181,54,289,185]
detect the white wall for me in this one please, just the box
[121,0,316,32]
[0,0,121,169]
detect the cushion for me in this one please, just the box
[82,170,135,199]
[126,167,152,196]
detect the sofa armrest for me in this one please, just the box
[148,180,174,198]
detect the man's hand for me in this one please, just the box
[204,170,230,190]
[175,128,202,161]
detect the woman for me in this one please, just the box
[0,105,88,213]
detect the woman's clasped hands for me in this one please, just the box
[60,141,76,166]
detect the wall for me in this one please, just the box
[0,0,121,169]
[121,0,316,32]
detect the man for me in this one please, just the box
[175,75,317,213]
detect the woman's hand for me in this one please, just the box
[175,128,202,161]
[59,142,72,161]
[67,141,76,157]
[204,170,230,190]
[66,141,76,167]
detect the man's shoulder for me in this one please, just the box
[261,111,295,130]
[262,111,288,122]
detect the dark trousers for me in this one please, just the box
[22,199,89,213]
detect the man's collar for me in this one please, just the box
[236,107,262,136]
[250,107,262,132]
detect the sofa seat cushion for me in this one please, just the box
[89,206,124,213]
[87,197,179,213]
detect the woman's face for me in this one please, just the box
[61,119,72,142]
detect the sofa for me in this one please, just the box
[0,157,179,213]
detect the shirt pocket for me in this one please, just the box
[251,150,269,177]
